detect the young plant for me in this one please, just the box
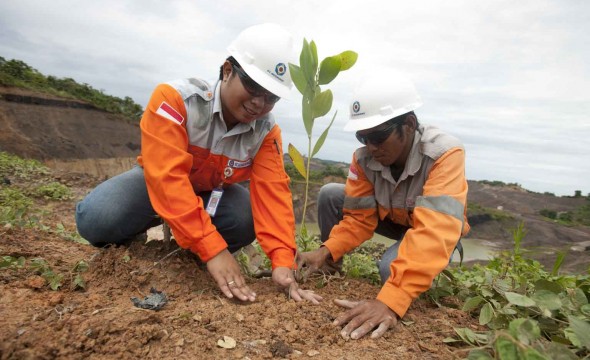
[288,40,357,232]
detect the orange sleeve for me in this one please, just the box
[249,125,297,269]
[377,147,468,317]
[138,84,226,262]
[323,153,379,261]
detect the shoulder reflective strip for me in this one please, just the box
[343,195,376,210]
[415,195,464,222]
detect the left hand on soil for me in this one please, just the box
[333,299,398,340]
[272,267,323,304]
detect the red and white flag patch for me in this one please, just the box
[156,101,184,125]
[347,164,359,181]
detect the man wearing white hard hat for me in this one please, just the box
[298,70,469,338]
[76,24,321,304]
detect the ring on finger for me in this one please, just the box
[227,280,236,286]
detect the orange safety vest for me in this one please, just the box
[323,125,470,317]
[137,78,296,268]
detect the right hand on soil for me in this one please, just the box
[206,249,256,302]
[295,246,331,280]
[272,266,323,304]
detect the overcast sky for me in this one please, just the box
[1,0,589,196]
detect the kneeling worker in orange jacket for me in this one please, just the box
[297,70,470,338]
[76,23,321,304]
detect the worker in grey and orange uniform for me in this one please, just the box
[76,23,321,304]
[297,70,469,338]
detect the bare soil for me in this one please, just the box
[0,172,479,360]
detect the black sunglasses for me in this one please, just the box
[232,65,280,104]
[355,121,401,145]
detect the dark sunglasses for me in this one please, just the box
[232,65,280,104]
[355,121,400,145]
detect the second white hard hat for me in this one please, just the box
[344,70,423,132]
[227,23,298,99]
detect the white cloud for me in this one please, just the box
[0,0,588,195]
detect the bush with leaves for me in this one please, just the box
[429,223,590,359]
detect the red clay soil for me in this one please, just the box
[0,176,480,360]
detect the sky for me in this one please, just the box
[1,0,589,196]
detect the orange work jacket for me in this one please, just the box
[137,78,296,268]
[323,125,470,317]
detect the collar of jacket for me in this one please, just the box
[366,125,425,183]
[212,80,257,135]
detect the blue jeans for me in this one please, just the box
[318,183,462,284]
[75,166,255,253]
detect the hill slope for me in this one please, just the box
[1,85,589,272]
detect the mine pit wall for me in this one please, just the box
[44,157,137,180]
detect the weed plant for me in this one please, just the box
[428,222,590,359]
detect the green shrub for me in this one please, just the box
[430,223,590,358]
[33,182,71,200]
[539,208,557,219]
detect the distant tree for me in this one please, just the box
[539,209,557,220]
[0,56,143,122]
[574,190,582,198]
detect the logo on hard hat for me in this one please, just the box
[352,101,361,113]
[275,63,286,76]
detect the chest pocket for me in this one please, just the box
[188,147,222,192]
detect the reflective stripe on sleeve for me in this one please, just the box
[415,195,464,222]
[343,195,376,210]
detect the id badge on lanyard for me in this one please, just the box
[205,166,234,217]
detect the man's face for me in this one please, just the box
[355,120,412,167]
[220,62,279,126]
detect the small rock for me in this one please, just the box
[235,313,245,322]
[192,314,202,322]
[175,338,184,347]
[17,329,26,336]
[217,335,237,349]
[307,350,320,357]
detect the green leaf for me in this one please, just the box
[73,274,86,290]
[467,349,494,360]
[495,336,519,360]
[567,316,590,349]
[522,348,550,360]
[572,288,588,306]
[311,90,333,119]
[508,318,541,345]
[544,342,579,360]
[505,292,535,307]
[48,273,63,291]
[532,289,562,311]
[288,63,307,95]
[287,144,307,179]
[463,296,484,312]
[479,302,494,325]
[581,304,590,316]
[73,260,89,273]
[300,39,315,83]
[302,87,314,136]
[318,56,341,85]
[338,50,358,71]
[442,337,460,343]
[311,111,337,157]
[551,251,566,275]
[310,40,318,76]
[534,279,563,294]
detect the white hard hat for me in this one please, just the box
[344,70,423,132]
[227,23,298,99]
